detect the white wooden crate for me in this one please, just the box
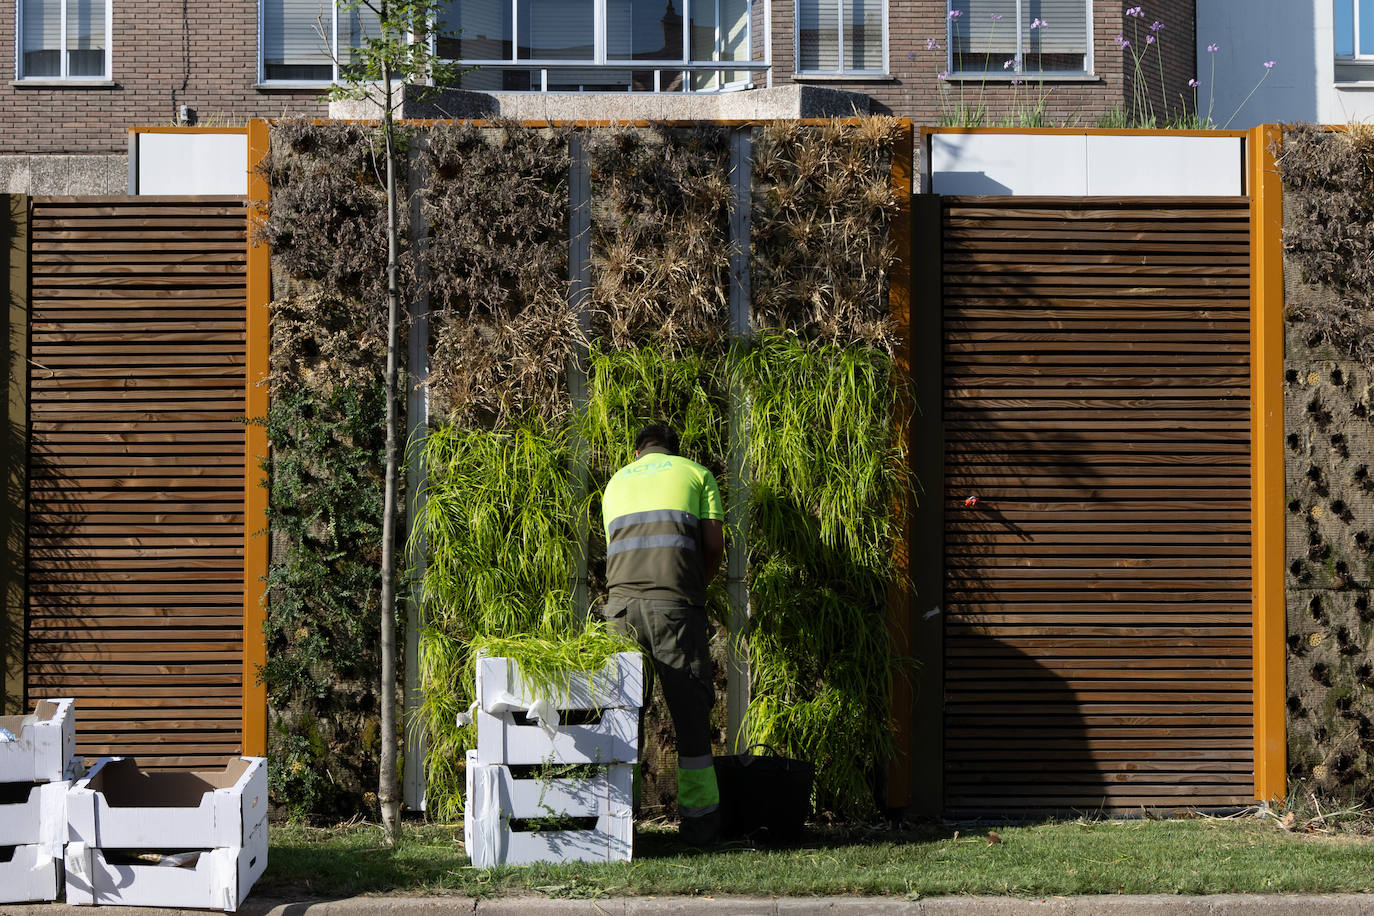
[474,705,638,766]
[477,651,643,713]
[67,756,267,850]
[0,778,69,848]
[473,652,641,765]
[0,698,75,784]
[0,844,61,904]
[463,750,632,867]
[65,815,268,912]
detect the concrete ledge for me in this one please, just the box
[0,154,128,195]
[329,84,871,122]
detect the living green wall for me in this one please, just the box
[260,118,913,822]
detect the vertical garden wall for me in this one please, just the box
[1277,123,1374,802]
[259,117,912,822]
[255,122,402,819]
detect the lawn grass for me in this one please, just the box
[261,817,1374,899]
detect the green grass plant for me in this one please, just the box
[574,342,728,473]
[416,419,587,821]
[261,817,1374,898]
[734,332,909,815]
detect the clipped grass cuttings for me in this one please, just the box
[470,624,642,708]
[417,419,585,820]
[260,119,412,308]
[424,121,575,425]
[736,330,911,815]
[588,126,732,352]
[751,117,902,351]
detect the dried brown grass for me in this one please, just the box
[1277,123,1374,369]
[423,121,576,426]
[751,116,902,352]
[260,120,411,313]
[588,126,732,353]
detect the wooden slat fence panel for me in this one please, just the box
[941,196,1254,813]
[26,196,246,770]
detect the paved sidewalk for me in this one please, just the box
[6,896,1374,915]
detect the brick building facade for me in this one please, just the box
[0,1,1197,193]
[770,0,1195,126]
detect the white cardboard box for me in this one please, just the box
[464,750,632,867]
[477,652,643,714]
[0,698,75,784]
[475,705,638,765]
[0,843,62,903]
[67,756,267,850]
[65,815,268,912]
[0,778,69,849]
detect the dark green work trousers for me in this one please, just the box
[596,594,720,844]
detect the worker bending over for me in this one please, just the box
[597,423,725,845]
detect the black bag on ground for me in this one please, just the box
[713,745,814,841]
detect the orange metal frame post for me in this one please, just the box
[1249,123,1286,803]
[885,121,915,810]
[243,119,271,757]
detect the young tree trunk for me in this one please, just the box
[378,52,403,846]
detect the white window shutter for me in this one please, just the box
[1025,0,1088,56]
[264,0,334,73]
[799,0,839,71]
[844,0,882,70]
[951,0,1018,57]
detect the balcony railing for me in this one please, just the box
[448,60,771,93]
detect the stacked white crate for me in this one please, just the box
[465,651,642,867]
[65,755,269,911]
[0,698,76,904]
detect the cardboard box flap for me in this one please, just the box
[0,699,61,735]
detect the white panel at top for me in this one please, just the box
[930,133,1245,197]
[1085,135,1243,197]
[930,133,1088,196]
[136,133,248,196]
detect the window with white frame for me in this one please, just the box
[436,0,754,92]
[18,0,112,80]
[260,0,381,83]
[947,0,1090,77]
[796,0,886,74]
[1336,0,1374,58]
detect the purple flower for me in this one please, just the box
[990,12,1003,20]
[938,70,950,79]
[1150,20,1164,31]
[1264,60,1276,68]
[948,9,962,19]
[1126,6,1144,17]
[1030,17,1046,29]
[1003,58,1015,69]
[1011,78,1023,85]
[926,37,943,51]
[1207,42,1219,52]
[1188,78,1200,87]
[1146,34,1155,44]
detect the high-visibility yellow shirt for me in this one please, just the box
[601,446,723,605]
